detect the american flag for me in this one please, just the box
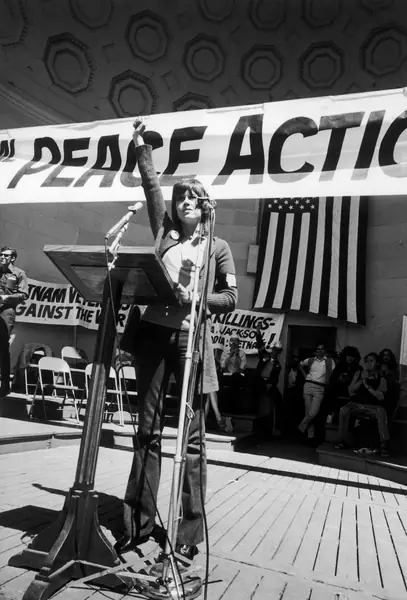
[253,197,368,324]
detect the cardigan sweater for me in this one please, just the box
[134,144,238,393]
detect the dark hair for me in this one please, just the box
[0,246,17,260]
[340,345,360,360]
[171,179,217,230]
[378,348,398,370]
[364,352,379,363]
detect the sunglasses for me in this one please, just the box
[0,254,12,258]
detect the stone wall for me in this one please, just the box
[1,0,407,367]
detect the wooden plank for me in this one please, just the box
[345,469,360,502]
[369,504,406,596]
[258,493,310,561]
[270,493,318,567]
[335,499,358,583]
[291,495,331,574]
[356,472,373,504]
[281,577,313,600]
[209,483,275,547]
[382,509,407,591]
[246,490,295,558]
[318,466,340,499]
[246,569,289,599]
[216,473,297,555]
[209,561,262,600]
[356,501,383,591]
[312,497,343,580]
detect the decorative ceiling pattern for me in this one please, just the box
[0,0,406,121]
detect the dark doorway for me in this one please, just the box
[286,325,336,361]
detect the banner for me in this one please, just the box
[210,309,285,355]
[16,279,284,354]
[15,278,132,332]
[2,87,407,203]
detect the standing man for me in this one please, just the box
[298,342,334,443]
[0,246,28,396]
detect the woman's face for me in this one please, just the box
[381,351,392,364]
[174,190,202,228]
[365,355,377,371]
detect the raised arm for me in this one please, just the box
[132,119,167,239]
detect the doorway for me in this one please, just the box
[286,325,337,361]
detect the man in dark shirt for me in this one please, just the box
[0,246,28,396]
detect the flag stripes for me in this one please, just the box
[253,196,367,324]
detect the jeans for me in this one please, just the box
[338,402,390,444]
[298,381,325,438]
[123,321,206,546]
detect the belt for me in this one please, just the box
[306,380,325,387]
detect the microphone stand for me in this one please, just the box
[137,208,215,600]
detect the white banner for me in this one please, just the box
[211,309,285,355]
[2,87,407,203]
[15,278,131,332]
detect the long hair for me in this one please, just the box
[171,178,217,233]
[378,348,398,370]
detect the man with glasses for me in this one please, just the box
[0,246,28,396]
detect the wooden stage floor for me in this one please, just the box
[1,444,407,600]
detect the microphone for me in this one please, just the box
[197,197,214,216]
[105,202,143,240]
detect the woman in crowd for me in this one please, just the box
[378,348,399,420]
[327,346,362,423]
[115,120,237,567]
[335,352,390,456]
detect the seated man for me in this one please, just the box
[335,352,390,456]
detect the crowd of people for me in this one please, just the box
[212,338,399,457]
[1,120,400,583]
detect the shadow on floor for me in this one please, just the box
[0,484,125,541]
[236,433,319,464]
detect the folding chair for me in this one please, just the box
[24,349,46,396]
[29,357,82,423]
[85,363,123,424]
[61,346,88,393]
[61,346,88,364]
[117,365,138,425]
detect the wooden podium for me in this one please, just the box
[10,245,180,600]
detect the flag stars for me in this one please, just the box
[305,199,310,204]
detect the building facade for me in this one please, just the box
[1,0,407,389]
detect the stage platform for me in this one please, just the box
[1,438,407,599]
[0,416,251,458]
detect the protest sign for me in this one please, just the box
[15,278,131,332]
[16,279,284,354]
[211,309,285,354]
[2,87,407,203]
